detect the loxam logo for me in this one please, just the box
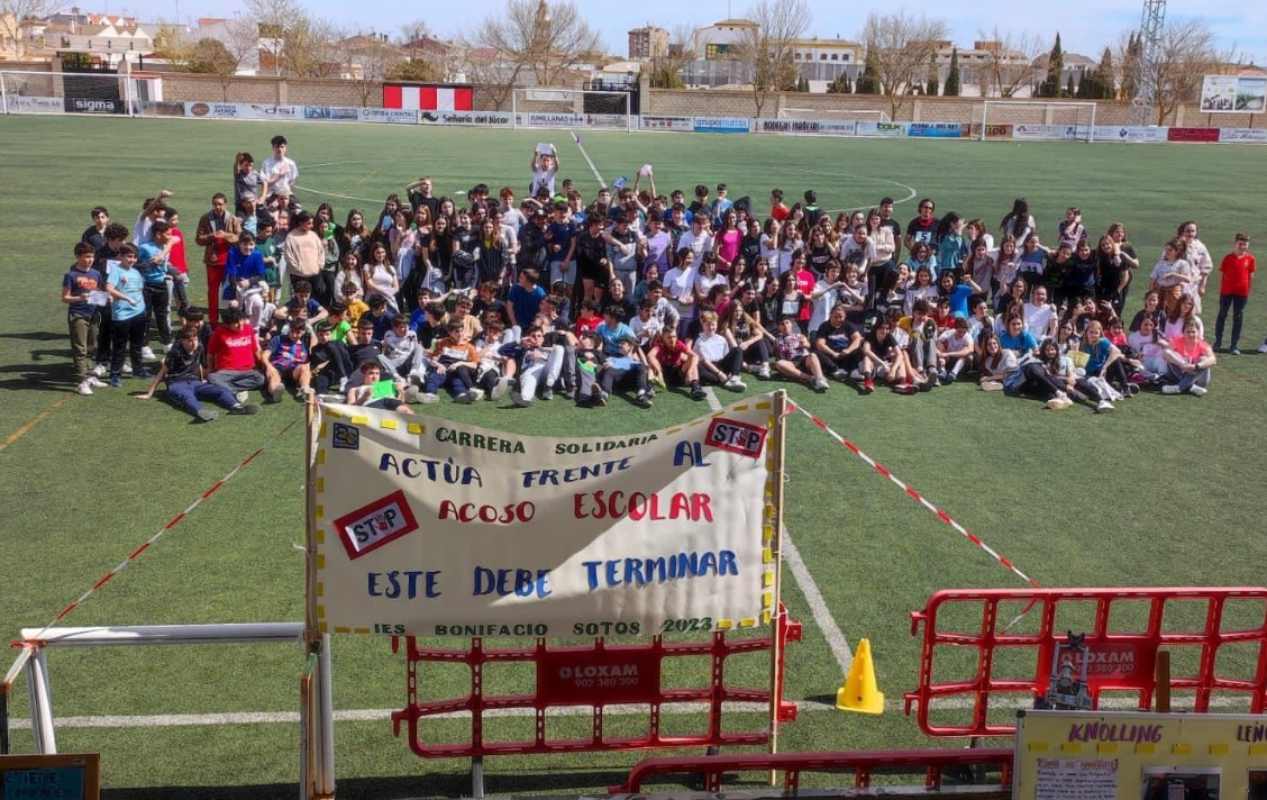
[559,665,639,679]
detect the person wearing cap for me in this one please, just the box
[310,319,355,396]
[603,213,640,296]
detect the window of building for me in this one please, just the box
[830,53,838,60]
[820,53,827,60]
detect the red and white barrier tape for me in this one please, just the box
[15,417,300,649]
[790,402,1040,588]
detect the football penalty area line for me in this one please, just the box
[9,695,1246,731]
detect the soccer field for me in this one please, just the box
[2,115,1266,798]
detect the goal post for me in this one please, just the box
[979,100,1098,142]
[511,87,634,133]
[0,69,151,116]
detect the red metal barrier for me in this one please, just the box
[391,606,801,759]
[610,748,1014,794]
[905,587,1267,737]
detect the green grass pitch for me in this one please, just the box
[1,115,1266,797]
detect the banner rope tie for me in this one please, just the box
[12,417,300,650]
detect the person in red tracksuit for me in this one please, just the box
[195,193,241,324]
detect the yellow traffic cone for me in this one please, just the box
[836,638,884,714]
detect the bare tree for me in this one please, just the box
[0,0,60,59]
[337,31,401,105]
[245,0,304,76]
[1125,19,1224,124]
[734,0,810,118]
[648,24,694,89]
[455,38,522,110]
[471,0,599,88]
[976,27,1042,98]
[860,12,948,119]
[284,17,341,78]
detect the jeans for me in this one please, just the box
[1214,294,1247,348]
[166,379,239,417]
[1166,364,1212,392]
[110,315,146,375]
[209,369,266,391]
[515,346,565,404]
[68,314,99,380]
[1010,362,1064,400]
[599,363,649,395]
[424,365,474,398]
[143,284,171,346]
[702,349,744,382]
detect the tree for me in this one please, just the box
[1126,19,1224,124]
[1119,32,1141,101]
[943,47,961,96]
[469,0,599,89]
[455,42,522,110]
[1092,47,1115,99]
[0,0,61,59]
[924,52,938,96]
[796,75,809,92]
[245,0,304,76]
[283,17,341,78]
[648,24,693,89]
[859,11,949,119]
[1065,72,1076,97]
[734,0,810,118]
[1038,32,1063,97]
[855,47,880,94]
[975,27,1042,98]
[386,58,446,82]
[827,71,851,93]
[338,32,402,106]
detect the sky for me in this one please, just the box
[111,0,1266,66]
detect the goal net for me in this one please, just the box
[512,88,633,132]
[978,100,1098,142]
[779,107,890,123]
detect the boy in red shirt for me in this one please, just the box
[207,306,283,402]
[1212,233,1254,355]
[647,328,707,400]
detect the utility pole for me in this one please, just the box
[1131,0,1166,124]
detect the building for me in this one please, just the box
[692,18,757,60]
[790,37,862,83]
[23,17,155,67]
[627,25,667,61]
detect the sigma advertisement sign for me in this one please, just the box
[640,115,693,132]
[907,122,969,138]
[65,96,124,114]
[856,121,906,137]
[757,118,857,137]
[692,116,750,134]
[1092,125,1169,143]
[419,110,512,127]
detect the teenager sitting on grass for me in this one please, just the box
[137,325,261,421]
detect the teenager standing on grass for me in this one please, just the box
[261,135,298,206]
[195,193,241,323]
[105,244,149,388]
[63,242,106,395]
[1212,233,1254,355]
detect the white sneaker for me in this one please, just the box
[454,391,474,404]
[87,376,107,388]
[418,392,439,404]
[92,363,108,378]
[812,377,830,392]
[141,346,158,362]
[1258,342,1267,354]
[76,380,93,396]
[491,377,511,400]
[1189,385,1208,397]
[235,390,249,404]
[730,377,747,391]
[757,364,771,380]
[121,361,133,376]
[1045,395,1069,410]
[405,386,422,403]
[1096,399,1114,413]
[468,388,485,402]
[1161,384,1181,395]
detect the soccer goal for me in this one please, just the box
[779,107,890,123]
[978,100,1098,142]
[511,87,634,133]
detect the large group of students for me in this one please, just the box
[59,134,1259,421]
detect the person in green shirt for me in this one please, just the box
[346,361,414,414]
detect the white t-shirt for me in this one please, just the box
[631,314,662,345]
[1023,302,1055,340]
[677,229,713,270]
[662,266,697,305]
[938,329,973,353]
[808,280,839,332]
[694,332,730,361]
[262,155,299,197]
[530,166,557,197]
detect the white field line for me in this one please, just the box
[782,531,852,675]
[702,387,722,412]
[9,695,1249,731]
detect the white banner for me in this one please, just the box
[855,121,907,137]
[418,109,513,127]
[640,115,693,132]
[184,101,302,119]
[1012,123,1083,140]
[758,118,857,137]
[312,396,780,637]
[1092,125,1169,143]
[1200,75,1266,113]
[8,95,62,114]
[1219,127,1267,143]
[357,107,418,125]
[520,111,585,128]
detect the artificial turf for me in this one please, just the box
[1,115,1265,797]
